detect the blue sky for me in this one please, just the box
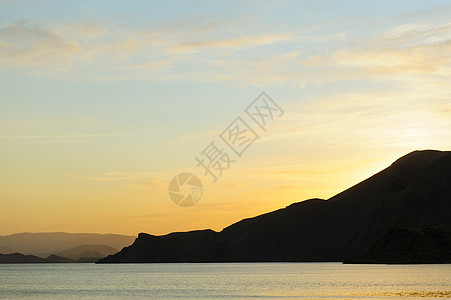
[1,0,450,235]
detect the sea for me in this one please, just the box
[0,263,450,299]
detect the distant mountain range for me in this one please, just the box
[0,244,120,263]
[98,150,451,264]
[54,244,119,262]
[0,232,134,257]
[0,233,134,263]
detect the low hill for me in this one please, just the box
[45,254,76,263]
[0,253,48,263]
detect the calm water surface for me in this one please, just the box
[0,263,450,299]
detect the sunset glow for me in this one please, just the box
[1,0,451,236]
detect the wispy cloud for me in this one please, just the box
[201,21,451,86]
[0,17,300,80]
[169,33,295,53]
[71,171,167,184]
[136,178,167,189]
[0,22,82,67]
[0,133,132,139]
[1,8,451,87]
[71,174,132,181]
[264,88,451,153]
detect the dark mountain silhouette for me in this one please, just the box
[98,150,451,263]
[45,254,76,263]
[345,224,451,264]
[0,232,135,257]
[0,253,48,263]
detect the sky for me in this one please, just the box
[1,0,451,236]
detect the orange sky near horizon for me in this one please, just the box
[1,1,451,236]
